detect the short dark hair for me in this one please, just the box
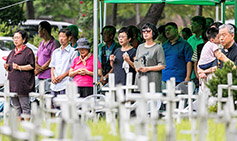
[191,16,206,30]
[157,25,167,38]
[128,25,140,38]
[165,22,178,30]
[39,21,52,35]
[209,22,223,28]
[206,17,214,24]
[181,27,192,37]
[14,29,28,44]
[118,27,133,40]
[206,27,219,40]
[101,25,116,38]
[58,29,71,38]
[141,23,158,40]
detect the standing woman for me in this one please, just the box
[110,27,136,85]
[134,23,166,92]
[4,29,35,121]
[69,38,102,97]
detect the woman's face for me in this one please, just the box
[78,48,89,57]
[13,32,25,48]
[59,32,70,47]
[118,32,130,47]
[142,27,153,40]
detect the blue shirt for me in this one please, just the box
[49,44,77,91]
[98,41,118,63]
[162,37,193,82]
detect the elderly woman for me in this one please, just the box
[134,23,166,92]
[69,38,102,97]
[110,27,136,85]
[4,29,35,121]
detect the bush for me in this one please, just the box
[206,61,237,101]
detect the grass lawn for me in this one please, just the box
[0,118,225,141]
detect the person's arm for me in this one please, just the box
[69,68,79,77]
[138,65,165,72]
[41,58,52,71]
[55,70,69,83]
[51,67,57,84]
[185,61,192,81]
[194,62,199,79]
[12,63,34,71]
[214,50,232,63]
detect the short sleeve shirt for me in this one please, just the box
[6,47,35,95]
[162,37,193,82]
[135,43,166,92]
[71,54,101,87]
[198,41,219,66]
[49,45,77,91]
[36,37,59,79]
[187,34,203,52]
[113,48,136,85]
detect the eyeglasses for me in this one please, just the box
[118,36,127,39]
[142,28,152,33]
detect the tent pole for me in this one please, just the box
[235,0,237,27]
[103,3,107,26]
[221,2,225,24]
[100,1,103,43]
[216,5,219,21]
[93,0,98,95]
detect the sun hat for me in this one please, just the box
[66,25,79,38]
[75,38,90,50]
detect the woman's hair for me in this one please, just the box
[141,23,158,40]
[58,28,72,38]
[14,29,28,44]
[118,27,133,40]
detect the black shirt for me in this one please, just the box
[220,42,237,68]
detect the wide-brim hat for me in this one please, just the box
[75,38,90,50]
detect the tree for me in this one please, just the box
[0,0,26,25]
[26,1,35,19]
[137,3,165,28]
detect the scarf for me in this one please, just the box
[77,53,91,66]
[14,45,26,56]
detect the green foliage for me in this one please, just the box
[0,22,18,37]
[0,0,26,25]
[206,61,237,101]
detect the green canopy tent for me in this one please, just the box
[92,0,236,94]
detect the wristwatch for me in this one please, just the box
[103,76,106,81]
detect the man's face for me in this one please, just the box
[102,29,113,42]
[165,25,178,40]
[219,27,234,49]
[191,21,201,34]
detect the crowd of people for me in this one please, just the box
[3,16,237,120]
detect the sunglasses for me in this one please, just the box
[142,28,152,33]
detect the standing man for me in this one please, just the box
[188,16,206,89]
[35,21,59,82]
[49,29,77,96]
[99,25,120,85]
[219,24,237,66]
[162,22,193,84]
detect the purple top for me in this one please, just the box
[36,37,59,79]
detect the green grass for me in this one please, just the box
[0,118,226,141]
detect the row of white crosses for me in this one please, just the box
[0,72,237,140]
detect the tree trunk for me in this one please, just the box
[135,4,140,25]
[112,4,117,26]
[26,1,35,19]
[195,5,203,16]
[137,3,165,28]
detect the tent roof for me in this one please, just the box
[103,0,234,6]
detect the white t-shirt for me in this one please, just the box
[198,41,219,66]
